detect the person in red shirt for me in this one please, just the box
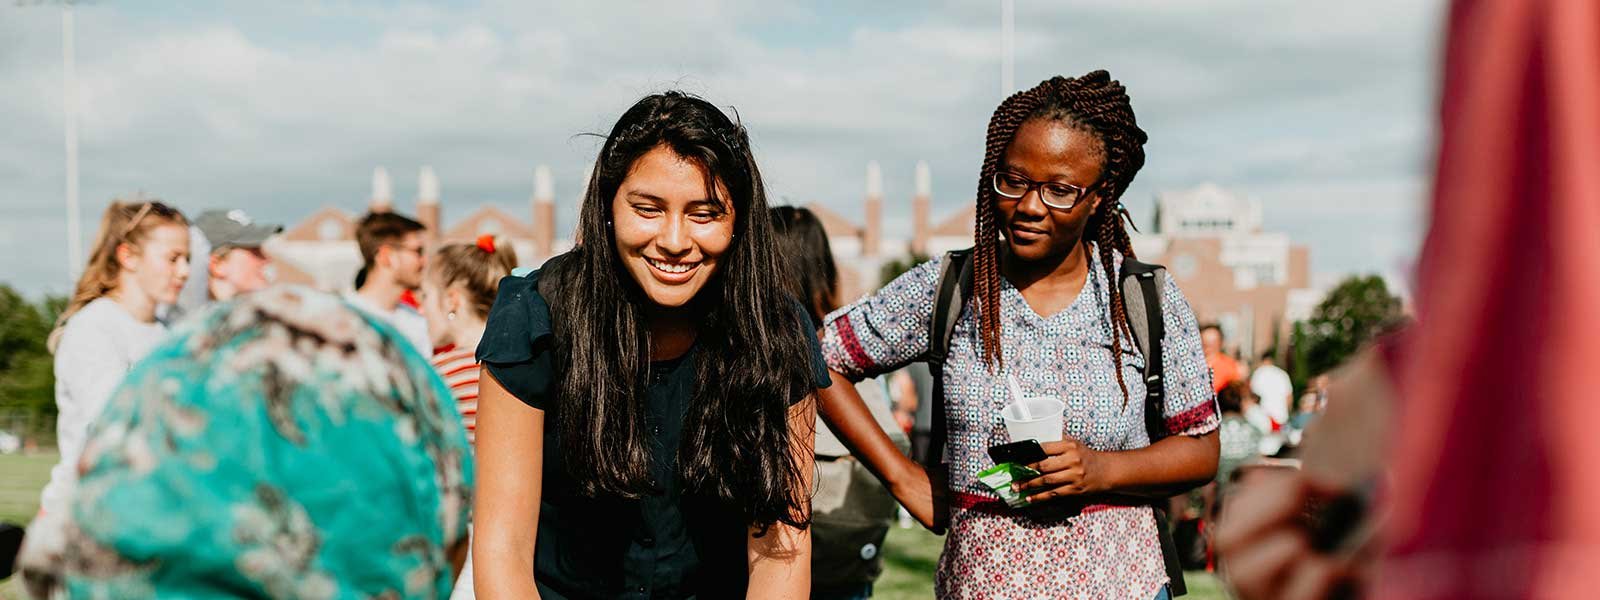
[1202,323,1242,393]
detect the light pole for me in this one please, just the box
[1001,0,1015,97]
[63,3,82,283]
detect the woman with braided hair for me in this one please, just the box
[816,71,1219,598]
[472,92,830,598]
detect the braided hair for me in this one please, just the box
[972,70,1149,402]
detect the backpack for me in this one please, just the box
[810,380,912,590]
[923,248,1190,596]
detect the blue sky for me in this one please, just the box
[0,0,1444,297]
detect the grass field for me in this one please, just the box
[0,453,50,525]
[1,452,53,600]
[0,453,1232,599]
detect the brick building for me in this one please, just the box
[261,166,1311,360]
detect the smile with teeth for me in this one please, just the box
[646,257,698,274]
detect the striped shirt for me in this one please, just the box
[432,347,480,443]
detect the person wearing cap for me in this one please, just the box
[193,209,283,302]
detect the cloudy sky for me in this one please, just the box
[0,0,1444,297]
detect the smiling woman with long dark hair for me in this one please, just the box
[470,92,829,599]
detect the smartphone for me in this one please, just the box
[988,439,1047,465]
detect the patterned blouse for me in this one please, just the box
[24,286,474,600]
[821,246,1218,599]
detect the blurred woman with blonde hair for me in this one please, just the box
[421,234,519,444]
[27,199,189,565]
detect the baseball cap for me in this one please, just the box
[194,209,283,252]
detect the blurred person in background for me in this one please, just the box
[1202,323,1243,394]
[816,71,1219,599]
[1240,386,1284,457]
[1213,381,1263,508]
[422,234,519,445]
[1217,1,1600,597]
[1249,351,1292,433]
[472,92,826,598]
[348,211,432,355]
[193,209,282,301]
[772,205,909,600]
[21,286,473,598]
[420,234,517,600]
[169,208,284,321]
[26,200,190,565]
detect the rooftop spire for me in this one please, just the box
[535,165,554,202]
[370,167,393,211]
[418,166,439,205]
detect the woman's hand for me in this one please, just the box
[1214,469,1364,600]
[1216,348,1393,600]
[815,368,945,532]
[886,462,946,533]
[1015,437,1111,502]
[1015,431,1219,503]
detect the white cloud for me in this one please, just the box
[0,0,1444,295]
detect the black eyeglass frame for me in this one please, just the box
[991,171,1100,211]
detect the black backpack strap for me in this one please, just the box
[1120,259,1168,443]
[924,249,973,471]
[1120,258,1187,596]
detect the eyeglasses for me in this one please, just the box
[993,171,1096,211]
[386,243,425,257]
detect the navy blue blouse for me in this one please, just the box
[476,263,831,600]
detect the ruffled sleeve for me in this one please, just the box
[476,270,557,410]
[819,256,942,381]
[1155,275,1221,437]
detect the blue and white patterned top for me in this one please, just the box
[821,245,1217,599]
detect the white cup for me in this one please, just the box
[1001,396,1065,443]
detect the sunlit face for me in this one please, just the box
[995,118,1106,264]
[418,276,455,348]
[384,232,427,290]
[612,144,736,309]
[122,224,191,305]
[211,247,272,295]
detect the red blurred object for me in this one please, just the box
[476,234,497,254]
[400,289,420,310]
[1377,0,1600,597]
[1206,353,1242,394]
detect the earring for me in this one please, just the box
[604,220,613,228]
[447,311,456,321]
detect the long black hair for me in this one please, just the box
[769,206,840,326]
[543,91,815,531]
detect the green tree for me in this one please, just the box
[0,285,63,421]
[1290,275,1404,388]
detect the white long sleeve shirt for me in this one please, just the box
[1249,363,1294,427]
[40,298,168,513]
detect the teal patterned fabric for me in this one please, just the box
[51,286,474,599]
